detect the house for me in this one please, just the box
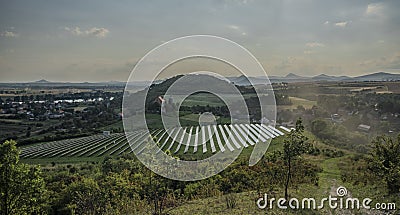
[280,121,295,128]
[156,96,166,114]
[331,113,343,123]
[260,117,270,124]
[357,124,371,132]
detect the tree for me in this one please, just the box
[60,177,106,214]
[0,140,47,215]
[282,118,310,200]
[310,119,328,136]
[368,134,400,195]
[296,105,306,113]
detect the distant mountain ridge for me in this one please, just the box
[285,73,306,79]
[34,79,51,83]
[229,72,400,85]
[1,72,399,86]
[350,72,400,82]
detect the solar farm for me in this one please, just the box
[20,124,291,159]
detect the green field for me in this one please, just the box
[280,96,317,110]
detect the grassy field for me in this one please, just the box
[181,93,225,107]
[21,156,104,165]
[99,121,123,131]
[279,96,317,110]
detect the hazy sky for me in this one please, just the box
[0,0,400,82]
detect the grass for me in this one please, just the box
[279,96,317,110]
[168,186,337,214]
[181,93,225,107]
[21,156,105,165]
[179,113,201,123]
[99,121,123,131]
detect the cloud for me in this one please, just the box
[1,30,19,38]
[224,0,253,6]
[334,21,349,28]
[324,20,350,28]
[227,24,247,36]
[86,27,109,38]
[64,26,109,38]
[359,52,400,69]
[64,27,81,36]
[304,42,324,55]
[239,0,252,4]
[227,25,240,30]
[306,42,325,48]
[366,3,384,16]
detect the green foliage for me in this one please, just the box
[283,118,310,160]
[184,177,222,200]
[61,177,105,214]
[282,118,311,199]
[339,155,378,186]
[310,118,369,153]
[275,94,292,105]
[0,140,47,215]
[310,119,329,136]
[368,134,400,194]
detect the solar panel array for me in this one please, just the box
[20,124,290,158]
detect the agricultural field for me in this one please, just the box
[279,96,317,110]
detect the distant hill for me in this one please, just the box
[228,75,269,86]
[285,73,305,79]
[312,74,335,81]
[2,71,399,87]
[311,74,351,81]
[149,74,234,94]
[0,80,127,88]
[271,72,399,84]
[351,72,400,82]
[227,72,400,85]
[34,79,51,83]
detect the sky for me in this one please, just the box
[0,0,400,82]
